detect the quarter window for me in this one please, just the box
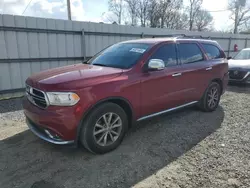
[150,43,177,67]
[178,43,204,64]
[202,43,222,59]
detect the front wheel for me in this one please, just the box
[80,103,128,154]
[198,82,221,112]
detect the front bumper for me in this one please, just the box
[229,71,250,84]
[23,97,83,144]
[26,117,74,145]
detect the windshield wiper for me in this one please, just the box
[82,59,89,64]
[92,63,107,67]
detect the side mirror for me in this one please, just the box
[148,59,165,71]
[227,56,232,60]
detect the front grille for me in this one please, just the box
[26,85,48,109]
[32,89,45,98]
[229,70,247,80]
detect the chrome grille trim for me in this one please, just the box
[229,72,250,81]
[228,70,248,80]
[29,93,45,100]
[26,84,48,109]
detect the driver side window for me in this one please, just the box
[150,43,177,67]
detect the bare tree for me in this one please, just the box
[194,9,213,31]
[243,20,250,33]
[125,0,139,26]
[163,0,184,29]
[158,0,170,28]
[187,0,203,31]
[101,12,117,23]
[229,0,250,34]
[146,0,185,29]
[147,0,160,27]
[108,0,124,24]
[157,0,182,28]
[137,0,150,27]
[108,0,213,31]
[165,12,189,30]
[175,13,189,30]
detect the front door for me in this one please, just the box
[140,42,189,117]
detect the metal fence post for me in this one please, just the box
[228,37,232,57]
[245,38,248,48]
[81,29,86,60]
[141,32,144,38]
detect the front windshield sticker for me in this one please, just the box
[129,48,146,53]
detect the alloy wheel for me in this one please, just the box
[93,112,122,147]
[207,86,219,109]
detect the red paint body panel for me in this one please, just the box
[23,97,83,140]
[26,64,123,91]
[23,38,228,142]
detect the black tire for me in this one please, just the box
[198,82,221,112]
[80,102,128,154]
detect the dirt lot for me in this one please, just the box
[0,85,250,188]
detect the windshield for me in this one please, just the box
[233,50,250,60]
[88,43,151,69]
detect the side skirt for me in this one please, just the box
[137,101,198,121]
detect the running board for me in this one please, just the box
[137,101,198,121]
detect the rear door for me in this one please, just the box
[200,42,228,81]
[176,42,212,102]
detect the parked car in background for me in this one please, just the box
[228,48,250,84]
[23,36,228,154]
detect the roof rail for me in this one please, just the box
[187,35,211,39]
[152,34,186,38]
[163,34,187,38]
[160,34,211,40]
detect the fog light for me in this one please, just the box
[247,76,250,83]
[44,129,61,140]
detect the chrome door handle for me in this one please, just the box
[206,67,212,71]
[172,73,182,77]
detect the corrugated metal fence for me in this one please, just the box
[0,14,249,97]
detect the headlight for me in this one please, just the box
[46,92,80,106]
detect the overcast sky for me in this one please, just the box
[0,0,232,31]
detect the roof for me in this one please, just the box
[122,37,217,45]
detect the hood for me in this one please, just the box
[228,59,250,70]
[26,64,123,91]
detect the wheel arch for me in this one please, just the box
[210,78,223,94]
[75,96,135,145]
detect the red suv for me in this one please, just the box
[23,37,229,154]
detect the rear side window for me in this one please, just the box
[202,43,222,59]
[178,43,204,64]
[150,43,177,67]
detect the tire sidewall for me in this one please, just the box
[203,82,221,111]
[80,103,128,154]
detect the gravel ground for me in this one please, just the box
[0,85,249,188]
[0,97,23,113]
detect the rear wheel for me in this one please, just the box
[198,82,221,112]
[80,103,128,154]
